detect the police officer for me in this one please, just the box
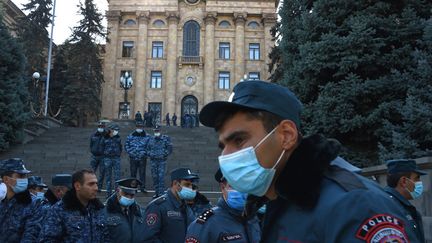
[90,122,107,189]
[103,123,122,197]
[104,178,146,243]
[385,159,427,242]
[172,113,178,126]
[42,174,72,207]
[146,126,173,197]
[28,176,47,202]
[39,169,109,242]
[186,169,261,243]
[185,173,212,217]
[142,168,197,243]
[125,121,148,193]
[199,80,421,242]
[0,158,41,242]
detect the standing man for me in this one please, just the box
[146,126,173,198]
[28,176,47,202]
[135,110,143,122]
[172,113,177,126]
[199,80,421,242]
[103,123,122,197]
[165,113,171,126]
[186,169,261,242]
[0,158,41,242]
[125,121,148,193]
[42,174,72,207]
[104,178,146,243]
[90,122,106,189]
[39,169,109,242]
[142,168,197,243]
[385,159,427,242]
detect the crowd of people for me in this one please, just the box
[135,111,200,129]
[0,81,428,242]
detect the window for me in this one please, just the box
[152,41,164,58]
[122,41,134,57]
[247,21,260,29]
[249,72,260,80]
[219,20,231,28]
[218,72,230,90]
[150,71,162,89]
[219,42,230,59]
[153,20,166,27]
[183,20,200,56]
[124,19,136,26]
[249,43,260,60]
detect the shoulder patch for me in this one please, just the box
[148,195,166,206]
[146,213,158,226]
[356,214,408,243]
[196,209,214,224]
[186,237,199,243]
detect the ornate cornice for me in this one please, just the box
[262,13,277,25]
[137,11,150,24]
[233,12,247,25]
[204,12,217,25]
[106,10,121,22]
[166,11,180,24]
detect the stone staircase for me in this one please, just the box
[0,121,222,205]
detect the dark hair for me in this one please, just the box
[72,169,95,189]
[387,172,411,188]
[1,171,14,178]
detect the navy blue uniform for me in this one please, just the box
[188,191,212,218]
[103,134,122,196]
[142,190,195,243]
[38,189,109,242]
[103,194,147,243]
[186,198,261,243]
[0,191,42,243]
[125,131,148,189]
[146,135,173,196]
[90,130,106,188]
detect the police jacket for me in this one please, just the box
[384,186,425,242]
[145,135,173,160]
[0,190,42,243]
[42,188,60,207]
[38,189,109,243]
[186,198,261,243]
[103,194,146,243]
[103,134,122,157]
[251,134,421,243]
[188,191,212,218]
[125,131,148,160]
[90,131,106,156]
[142,189,195,243]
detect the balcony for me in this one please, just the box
[178,56,203,68]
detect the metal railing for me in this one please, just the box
[179,56,203,64]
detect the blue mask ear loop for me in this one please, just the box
[253,126,286,170]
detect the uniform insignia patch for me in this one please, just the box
[197,209,214,224]
[167,210,181,217]
[356,214,408,243]
[146,213,158,226]
[185,237,199,243]
[220,233,242,241]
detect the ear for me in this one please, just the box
[398,176,408,187]
[277,120,299,151]
[74,181,81,191]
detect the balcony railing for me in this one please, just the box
[179,56,203,65]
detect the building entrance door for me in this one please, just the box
[148,103,162,127]
[181,95,198,127]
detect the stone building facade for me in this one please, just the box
[102,0,278,123]
[1,0,25,36]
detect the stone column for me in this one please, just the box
[165,11,180,115]
[102,10,121,119]
[134,11,150,114]
[203,12,217,104]
[262,13,277,81]
[233,12,247,85]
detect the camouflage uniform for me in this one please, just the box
[38,189,109,243]
[103,134,122,196]
[90,130,106,188]
[145,135,173,196]
[0,191,42,243]
[125,131,149,190]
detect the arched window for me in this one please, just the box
[183,20,200,56]
[247,21,260,29]
[153,20,166,27]
[124,19,136,26]
[219,20,231,28]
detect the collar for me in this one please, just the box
[167,189,183,209]
[44,189,59,205]
[384,186,414,207]
[106,194,141,216]
[62,189,104,214]
[3,190,32,205]
[331,156,362,173]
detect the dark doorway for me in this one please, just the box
[181,95,198,127]
[148,103,162,127]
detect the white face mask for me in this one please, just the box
[113,130,119,136]
[97,128,104,133]
[136,129,143,133]
[0,183,6,201]
[154,133,161,137]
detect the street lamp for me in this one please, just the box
[119,71,133,119]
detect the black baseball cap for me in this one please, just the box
[386,159,427,175]
[116,178,142,195]
[200,81,303,128]
[52,174,72,188]
[170,168,199,181]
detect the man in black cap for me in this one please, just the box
[104,178,146,243]
[186,169,261,243]
[199,80,420,242]
[385,159,427,242]
[27,176,47,202]
[41,174,72,207]
[103,123,122,197]
[90,121,107,189]
[185,174,212,218]
[142,167,197,243]
[0,158,42,242]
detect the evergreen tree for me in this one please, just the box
[60,0,105,127]
[0,16,30,151]
[277,0,432,166]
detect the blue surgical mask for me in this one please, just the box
[178,186,196,200]
[218,127,285,196]
[119,196,135,207]
[11,178,28,193]
[36,192,45,200]
[136,129,143,133]
[113,130,119,136]
[406,179,423,199]
[226,190,247,211]
[0,183,6,201]
[97,128,104,133]
[258,204,267,214]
